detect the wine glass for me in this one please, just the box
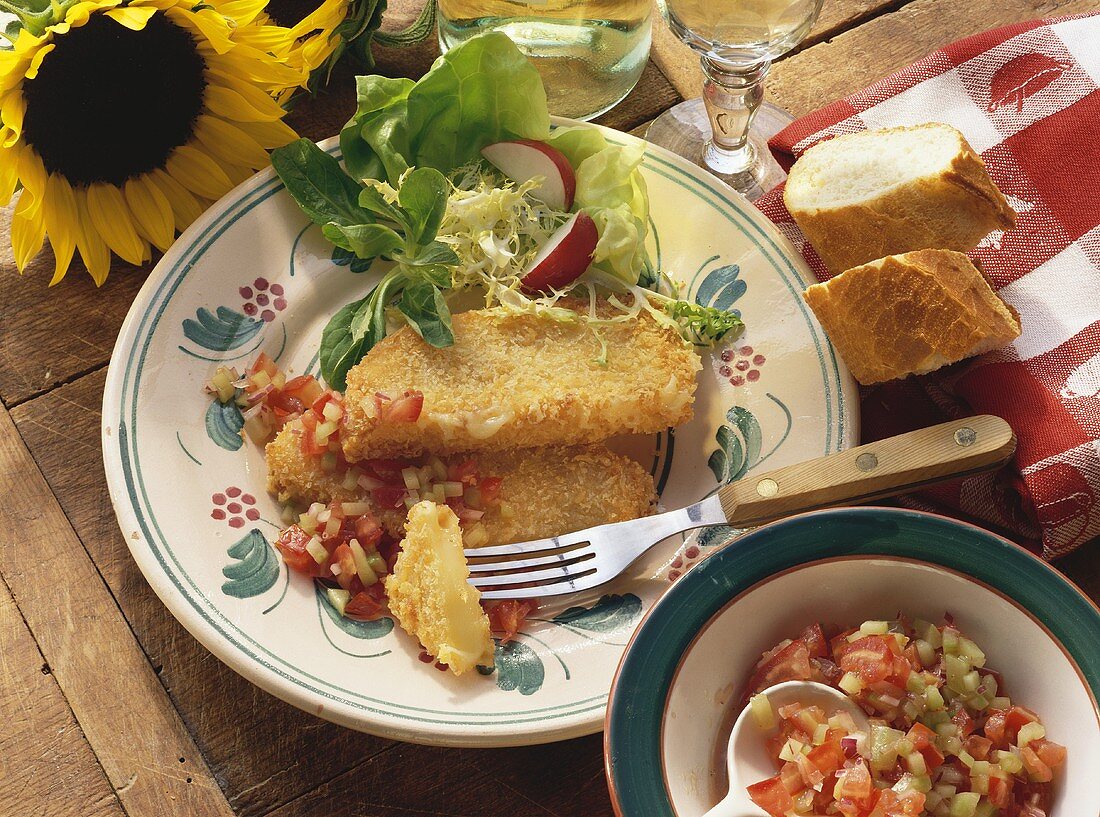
[647,0,824,200]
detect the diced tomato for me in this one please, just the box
[478,476,503,506]
[835,636,893,684]
[745,639,814,696]
[269,390,305,417]
[875,789,925,817]
[274,525,320,574]
[746,775,795,817]
[799,623,828,658]
[344,584,386,620]
[965,734,992,760]
[951,705,976,737]
[448,459,480,486]
[371,486,408,509]
[918,742,945,772]
[1002,705,1040,743]
[1020,745,1053,783]
[833,760,872,800]
[485,599,536,643]
[985,708,1009,747]
[298,413,327,456]
[805,740,845,777]
[1030,738,1067,769]
[248,351,278,380]
[906,722,935,750]
[330,543,357,592]
[363,458,408,483]
[376,389,423,423]
[987,775,1012,809]
[353,513,384,548]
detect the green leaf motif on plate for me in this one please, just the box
[695,263,746,315]
[494,639,545,695]
[551,593,642,633]
[316,587,394,639]
[183,307,263,352]
[222,529,281,599]
[205,399,244,451]
[708,406,763,484]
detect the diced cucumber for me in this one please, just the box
[974,803,998,817]
[907,751,928,775]
[366,549,388,576]
[958,750,975,768]
[962,670,981,693]
[942,627,960,654]
[946,654,970,692]
[970,773,989,795]
[860,620,890,635]
[958,637,986,667]
[916,619,944,649]
[324,587,350,617]
[306,535,328,565]
[991,696,1012,710]
[341,501,373,516]
[1017,721,1045,747]
[970,760,992,776]
[778,738,805,762]
[923,707,950,726]
[915,639,937,667]
[349,540,378,587]
[925,685,946,711]
[748,693,776,730]
[996,750,1023,775]
[935,723,959,737]
[839,672,864,695]
[948,792,980,817]
[870,724,905,771]
[968,693,990,711]
[813,723,829,745]
[981,673,998,699]
[941,736,963,756]
[907,672,927,695]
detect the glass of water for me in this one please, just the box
[437,0,652,122]
[647,0,824,199]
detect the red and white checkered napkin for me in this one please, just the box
[755,12,1100,559]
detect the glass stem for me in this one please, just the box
[700,55,771,176]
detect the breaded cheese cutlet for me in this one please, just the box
[340,303,701,460]
[266,423,655,546]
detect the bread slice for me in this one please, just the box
[803,250,1021,385]
[784,124,1016,273]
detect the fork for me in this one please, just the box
[467,415,1016,599]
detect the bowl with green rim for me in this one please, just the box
[604,507,1100,816]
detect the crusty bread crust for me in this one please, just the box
[785,125,1017,274]
[341,302,700,460]
[266,425,655,545]
[803,250,1021,385]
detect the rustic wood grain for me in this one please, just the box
[0,574,124,817]
[649,0,916,102]
[0,406,236,817]
[768,0,1100,117]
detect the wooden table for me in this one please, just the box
[3,2,1099,815]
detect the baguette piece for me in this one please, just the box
[341,303,700,460]
[784,123,1016,273]
[266,425,655,545]
[803,250,1021,385]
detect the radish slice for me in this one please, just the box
[481,140,576,210]
[520,211,598,294]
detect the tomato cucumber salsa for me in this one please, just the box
[743,617,1066,817]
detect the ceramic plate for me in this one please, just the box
[102,120,858,747]
[605,508,1100,815]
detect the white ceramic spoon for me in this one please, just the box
[704,681,872,817]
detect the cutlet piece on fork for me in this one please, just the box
[266,422,655,545]
[340,303,701,461]
[466,416,1016,599]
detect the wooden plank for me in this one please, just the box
[0,406,236,817]
[649,0,915,101]
[0,574,125,817]
[768,0,1100,118]
[11,369,398,817]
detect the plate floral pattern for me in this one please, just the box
[102,122,857,747]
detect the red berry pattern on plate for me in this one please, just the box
[240,277,287,323]
[719,345,765,387]
[212,488,259,527]
[667,543,702,582]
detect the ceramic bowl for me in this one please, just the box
[604,507,1100,816]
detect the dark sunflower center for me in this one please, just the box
[21,13,207,186]
[264,0,313,29]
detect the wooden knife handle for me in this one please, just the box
[717,415,1016,529]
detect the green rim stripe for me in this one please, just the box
[605,508,1100,816]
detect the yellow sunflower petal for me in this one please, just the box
[232,24,295,56]
[290,0,347,37]
[216,0,268,27]
[72,188,113,286]
[193,114,270,169]
[16,146,48,204]
[0,146,19,206]
[205,48,303,88]
[149,168,204,232]
[12,191,46,272]
[234,119,298,152]
[104,5,158,30]
[24,44,54,80]
[204,68,289,121]
[123,175,175,250]
[166,7,234,54]
[86,182,149,265]
[41,174,79,285]
[0,91,25,147]
[164,144,233,201]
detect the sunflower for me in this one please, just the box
[0,0,305,285]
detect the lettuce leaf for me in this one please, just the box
[575,141,650,283]
[340,31,550,185]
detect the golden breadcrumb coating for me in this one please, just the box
[385,502,494,675]
[266,424,655,545]
[341,303,700,460]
